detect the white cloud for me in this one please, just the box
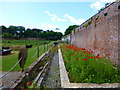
[90,1,104,10]
[63,14,85,25]
[44,11,57,21]
[41,23,59,30]
[44,11,67,22]
[90,0,116,10]
[44,11,85,25]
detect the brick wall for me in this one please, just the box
[70,2,120,65]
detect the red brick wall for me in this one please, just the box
[71,2,120,65]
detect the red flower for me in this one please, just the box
[97,54,100,57]
[72,53,75,55]
[82,48,85,50]
[76,58,79,60]
[106,54,110,57]
[83,58,88,61]
[26,81,32,86]
[96,56,101,59]
[88,52,91,54]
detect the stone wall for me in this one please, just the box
[70,2,120,65]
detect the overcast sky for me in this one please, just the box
[0,0,115,34]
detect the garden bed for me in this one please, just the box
[58,44,120,88]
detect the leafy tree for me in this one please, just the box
[64,25,79,36]
[2,33,13,38]
[1,25,63,40]
[17,26,25,38]
[1,25,7,34]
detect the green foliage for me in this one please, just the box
[61,44,120,83]
[83,20,92,28]
[1,25,63,40]
[94,22,97,27]
[2,33,13,38]
[64,25,79,35]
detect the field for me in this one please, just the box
[2,40,51,46]
[0,40,53,71]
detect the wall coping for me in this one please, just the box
[58,47,119,88]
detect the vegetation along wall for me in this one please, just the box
[70,1,120,66]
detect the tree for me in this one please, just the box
[64,25,79,36]
[7,26,18,36]
[2,33,13,38]
[1,25,63,40]
[1,25,7,34]
[17,26,25,38]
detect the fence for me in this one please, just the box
[0,42,54,89]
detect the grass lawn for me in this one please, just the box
[1,43,52,71]
[2,40,52,46]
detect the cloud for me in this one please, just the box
[90,0,116,10]
[90,1,104,10]
[63,14,85,25]
[44,11,67,22]
[41,23,59,30]
[44,11,85,25]
[44,11,57,21]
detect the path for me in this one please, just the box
[41,52,61,88]
[0,71,22,89]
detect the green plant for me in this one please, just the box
[61,44,120,83]
[84,20,92,28]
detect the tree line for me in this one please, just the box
[0,25,63,40]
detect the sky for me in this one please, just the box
[0,0,116,34]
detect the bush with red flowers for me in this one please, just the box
[61,44,120,83]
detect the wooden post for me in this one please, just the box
[44,43,45,52]
[37,47,39,58]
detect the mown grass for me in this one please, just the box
[1,40,53,71]
[2,40,52,46]
[61,44,120,83]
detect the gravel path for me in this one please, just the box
[41,52,61,88]
[0,71,22,89]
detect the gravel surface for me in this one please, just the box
[0,71,22,89]
[41,52,61,88]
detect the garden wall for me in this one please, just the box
[71,2,120,65]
